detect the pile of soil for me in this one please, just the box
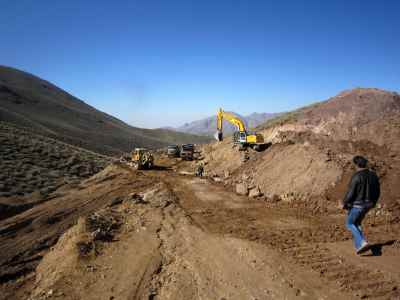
[0,163,158,299]
[202,132,345,198]
[201,89,400,221]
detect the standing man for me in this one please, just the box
[342,156,380,254]
[195,163,204,177]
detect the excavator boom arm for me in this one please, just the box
[215,108,247,142]
[217,109,246,132]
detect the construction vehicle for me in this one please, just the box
[180,144,194,160]
[126,148,154,170]
[167,145,180,158]
[215,108,265,151]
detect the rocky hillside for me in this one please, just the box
[0,66,211,156]
[175,111,279,136]
[259,88,400,150]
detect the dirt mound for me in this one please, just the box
[240,142,342,197]
[31,209,123,299]
[0,162,158,299]
[31,218,88,299]
[203,134,343,198]
[202,127,400,222]
[199,88,400,223]
[28,184,174,300]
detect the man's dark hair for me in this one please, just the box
[353,155,368,168]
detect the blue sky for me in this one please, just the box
[1,0,399,128]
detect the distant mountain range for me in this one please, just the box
[0,66,211,155]
[170,112,281,136]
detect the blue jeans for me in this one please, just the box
[346,207,369,250]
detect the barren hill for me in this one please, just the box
[0,66,211,155]
[260,88,400,149]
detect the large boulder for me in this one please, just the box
[213,176,223,183]
[236,183,248,196]
[249,186,261,198]
[224,170,230,178]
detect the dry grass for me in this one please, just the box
[0,122,111,198]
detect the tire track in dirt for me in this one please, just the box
[166,174,400,299]
[271,212,400,299]
[2,158,399,299]
[148,178,314,299]
[248,216,400,299]
[282,243,398,299]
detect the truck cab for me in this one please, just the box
[167,145,180,158]
[180,144,194,161]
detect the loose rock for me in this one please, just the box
[236,183,248,195]
[249,186,261,198]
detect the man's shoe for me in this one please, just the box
[356,242,370,255]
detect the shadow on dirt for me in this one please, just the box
[152,165,173,171]
[362,240,396,256]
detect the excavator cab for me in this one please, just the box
[232,131,247,144]
[238,132,247,143]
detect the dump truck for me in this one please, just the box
[167,145,180,158]
[180,144,194,160]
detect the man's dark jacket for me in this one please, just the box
[343,169,380,210]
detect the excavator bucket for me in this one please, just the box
[214,130,223,141]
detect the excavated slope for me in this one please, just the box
[202,88,400,217]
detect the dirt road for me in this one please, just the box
[160,175,400,300]
[1,160,399,300]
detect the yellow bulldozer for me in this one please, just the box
[123,148,154,170]
[215,108,266,151]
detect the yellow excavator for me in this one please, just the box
[215,108,265,151]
